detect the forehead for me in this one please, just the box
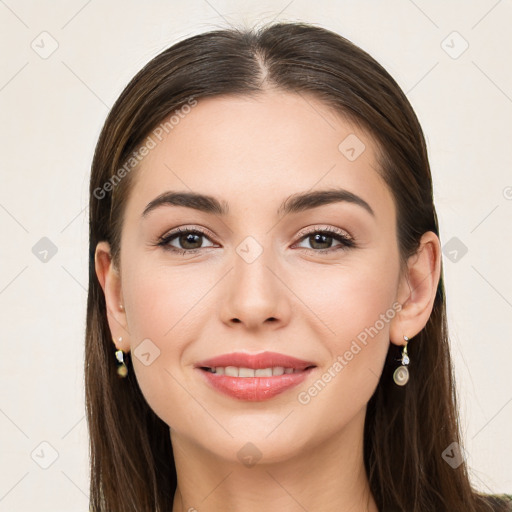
[125,91,395,224]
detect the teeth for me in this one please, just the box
[239,367,255,377]
[255,368,272,377]
[225,366,238,377]
[208,366,299,377]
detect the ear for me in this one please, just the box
[389,231,441,345]
[94,241,130,352]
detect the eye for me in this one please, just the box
[155,225,356,256]
[156,226,215,254]
[293,226,355,254]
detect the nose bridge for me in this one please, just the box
[233,232,279,302]
[220,232,291,328]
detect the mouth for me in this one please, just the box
[200,366,310,376]
[194,351,317,401]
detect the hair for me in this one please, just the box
[85,21,511,512]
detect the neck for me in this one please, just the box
[170,407,378,512]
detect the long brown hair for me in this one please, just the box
[86,21,510,511]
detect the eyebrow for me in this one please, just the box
[141,188,375,219]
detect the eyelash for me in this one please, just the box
[155,225,356,256]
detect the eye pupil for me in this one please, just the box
[181,233,201,249]
[310,233,332,249]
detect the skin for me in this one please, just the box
[95,90,441,512]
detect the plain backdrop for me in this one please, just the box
[1,1,511,510]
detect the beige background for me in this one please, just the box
[1,0,511,510]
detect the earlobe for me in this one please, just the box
[389,231,441,345]
[94,241,130,352]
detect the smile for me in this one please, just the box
[194,351,317,401]
[203,366,301,376]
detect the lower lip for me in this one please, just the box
[197,368,315,401]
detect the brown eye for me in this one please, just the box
[295,228,355,253]
[157,227,215,253]
[305,232,335,250]
[176,232,203,250]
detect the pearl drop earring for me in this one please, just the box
[114,336,128,378]
[393,335,410,386]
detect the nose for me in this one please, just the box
[219,242,292,332]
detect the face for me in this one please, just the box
[110,91,405,463]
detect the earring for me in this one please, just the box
[393,335,410,386]
[119,304,124,310]
[114,337,128,378]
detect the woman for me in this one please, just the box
[86,21,511,511]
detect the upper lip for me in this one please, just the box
[195,351,316,370]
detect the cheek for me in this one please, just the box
[291,257,399,405]
[122,260,217,342]
[120,262,220,426]
[294,255,399,347]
